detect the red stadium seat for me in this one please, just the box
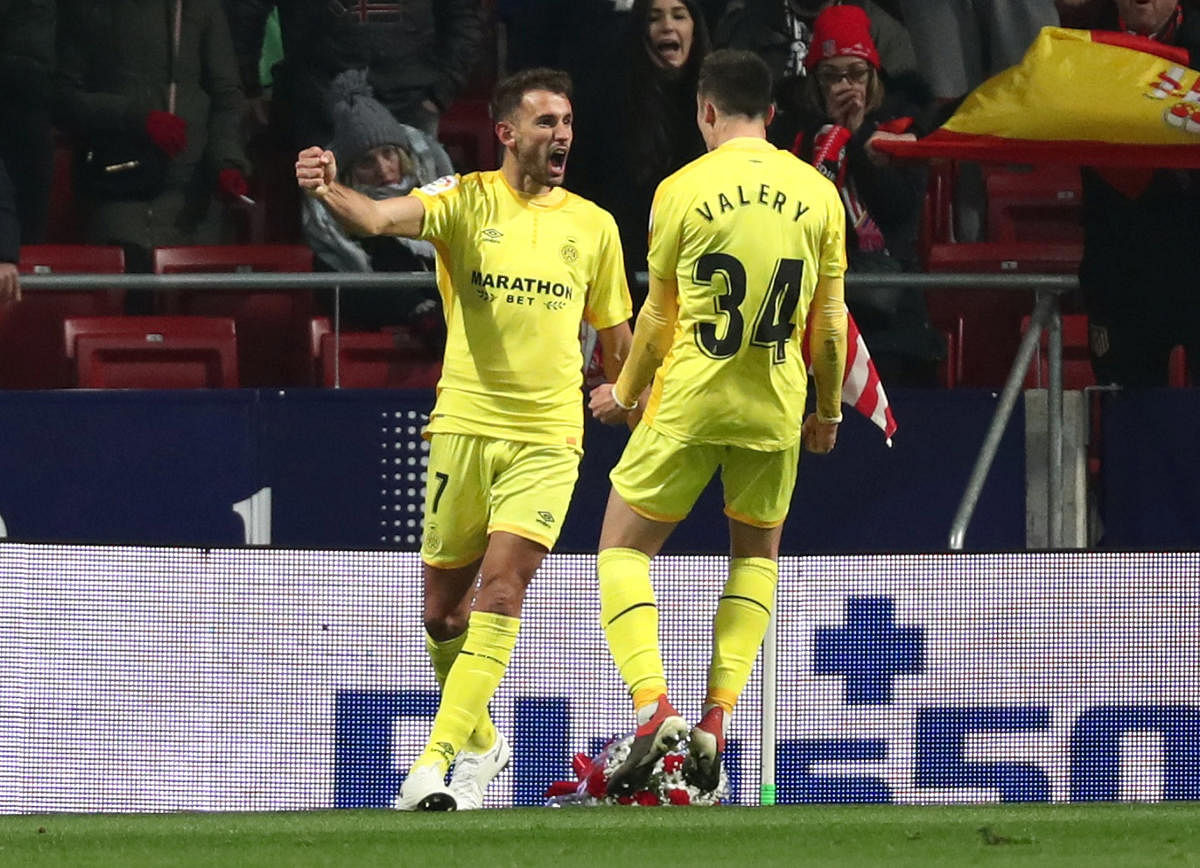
[310,315,332,384]
[1169,347,1190,388]
[318,325,441,389]
[438,97,498,173]
[924,241,1083,387]
[984,163,1083,244]
[1,245,127,389]
[152,245,315,386]
[45,131,85,244]
[917,161,955,264]
[1020,314,1095,390]
[930,311,964,389]
[64,316,238,389]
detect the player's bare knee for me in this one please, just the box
[474,569,531,617]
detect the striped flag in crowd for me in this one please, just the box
[803,308,898,445]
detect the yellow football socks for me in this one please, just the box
[425,630,499,755]
[414,610,520,772]
[707,557,778,713]
[598,547,667,709]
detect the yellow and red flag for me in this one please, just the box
[878,26,1200,167]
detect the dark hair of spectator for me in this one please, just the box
[625,0,712,185]
[697,49,773,120]
[490,68,574,122]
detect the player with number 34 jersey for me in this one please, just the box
[640,130,847,450]
[587,50,848,801]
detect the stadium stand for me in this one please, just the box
[2,245,126,389]
[984,163,1083,244]
[1020,312,1096,391]
[437,97,499,173]
[916,160,955,264]
[1021,312,1189,391]
[45,134,85,244]
[64,315,238,389]
[932,311,964,389]
[152,245,315,387]
[924,240,1082,387]
[313,316,441,388]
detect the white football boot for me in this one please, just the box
[393,763,457,811]
[448,732,512,810]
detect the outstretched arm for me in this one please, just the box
[296,146,427,238]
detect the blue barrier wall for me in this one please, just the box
[0,388,1026,551]
[1099,390,1200,549]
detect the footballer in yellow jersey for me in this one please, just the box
[636,136,846,450]
[588,49,848,800]
[298,67,633,813]
[411,169,631,449]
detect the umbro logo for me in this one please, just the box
[536,510,556,527]
[481,228,504,243]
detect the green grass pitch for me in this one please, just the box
[1,804,1197,867]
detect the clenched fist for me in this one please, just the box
[296,146,338,197]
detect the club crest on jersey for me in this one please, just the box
[479,228,504,243]
[419,175,458,196]
[535,510,556,528]
[421,523,443,555]
[560,242,579,264]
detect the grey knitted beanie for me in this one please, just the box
[328,69,455,185]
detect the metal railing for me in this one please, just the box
[18,269,1080,550]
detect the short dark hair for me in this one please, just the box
[697,49,773,120]
[489,68,573,122]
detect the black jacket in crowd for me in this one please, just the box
[1079,10,1200,321]
[229,0,484,147]
[0,0,55,242]
[0,157,18,264]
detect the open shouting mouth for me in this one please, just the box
[548,146,569,178]
[655,37,686,67]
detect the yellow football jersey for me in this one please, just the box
[411,171,632,449]
[643,137,846,450]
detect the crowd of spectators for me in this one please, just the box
[0,0,1194,385]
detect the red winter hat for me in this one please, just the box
[805,5,881,70]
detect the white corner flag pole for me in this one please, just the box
[760,599,778,806]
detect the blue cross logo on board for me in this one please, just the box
[812,595,925,705]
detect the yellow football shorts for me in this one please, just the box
[420,432,581,568]
[610,423,800,528]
